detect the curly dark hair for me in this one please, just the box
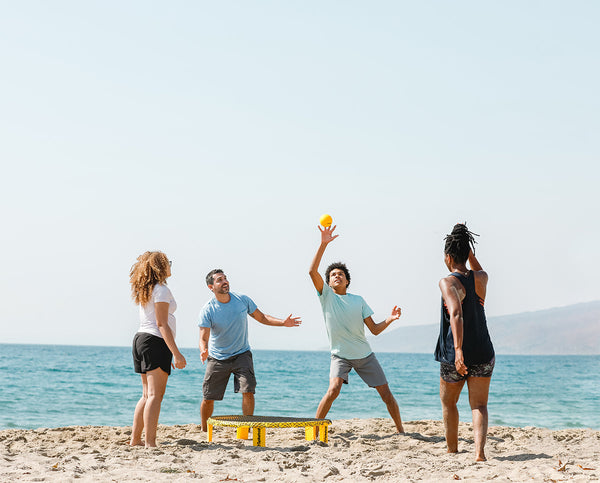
[325,262,351,287]
[444,223,479,264]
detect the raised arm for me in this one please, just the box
[439,277,467,376]
[468,250,483,271]
[467,250,488,301]
[309,225,339,294]
[363,306,402,335]
[250,308,301,327]
[155,302,186,369]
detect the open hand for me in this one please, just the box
[200,348,209,364]
[390,305,401,320]
[282,314,302,327]
[319,225,339,245]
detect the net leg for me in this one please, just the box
[252,427,266,447]
[207,425,213,443]
[236,426,249,439]
[319,424,328,443]
[305,426,316,441]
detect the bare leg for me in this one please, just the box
[242,393,255,416]
[467,376,491,461]
[201,399,215,432]
[440,378,465,453]
[143,368,169,447]
[130,374,148,446]
[316,378,343,419]
[375,384,404,433]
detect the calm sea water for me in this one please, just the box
[0,344,598,430]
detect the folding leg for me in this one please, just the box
[207,425,213,442]
[252,427,266,447]
[236,426,249,439]
[319,424,328,443]
[305,426,316,441]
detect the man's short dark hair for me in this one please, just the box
[206,269,224,286]
[325,262,350,287]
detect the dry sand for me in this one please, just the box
[1,419,598,482]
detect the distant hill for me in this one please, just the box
[369,301,600,355]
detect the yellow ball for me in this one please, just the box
[319,214,333,227]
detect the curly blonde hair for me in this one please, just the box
[130,251,170,306]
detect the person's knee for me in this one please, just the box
[470,401,488,412]
[326,384,342,400]
[147,392,164,403]
[441,392,459,407]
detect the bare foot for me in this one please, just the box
[475,453,487,462]
[129,440,144,447]
[447,448,459,454]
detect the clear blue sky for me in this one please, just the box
[2,1,599,350]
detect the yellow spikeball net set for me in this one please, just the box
[207,415,332,447]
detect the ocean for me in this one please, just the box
[1,344,598,431]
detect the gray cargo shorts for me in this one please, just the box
[330,352,388,387]
[203,350,256,400]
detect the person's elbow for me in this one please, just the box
[450,309,462,321]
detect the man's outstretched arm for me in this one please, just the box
[309,225,338,294]
[250,309,301,327]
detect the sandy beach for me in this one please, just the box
[1,419,598,482]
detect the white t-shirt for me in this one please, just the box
[138,284,177,339]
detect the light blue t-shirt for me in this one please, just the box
[198,292,258,360]
[318,283,374,360]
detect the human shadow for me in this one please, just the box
[494,453,552,462]
[401,432,445,444]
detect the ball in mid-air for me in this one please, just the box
[319,214,333,227]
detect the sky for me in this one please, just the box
[1,1,599,351]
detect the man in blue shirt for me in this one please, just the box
[198,269,301,431]
[309,224,404,433]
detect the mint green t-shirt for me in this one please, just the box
[318,283,374,360]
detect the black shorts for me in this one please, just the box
[440,357,495,383]
[132,332,172,375]
[202,350,256,400]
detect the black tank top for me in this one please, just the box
[434,271,495,365]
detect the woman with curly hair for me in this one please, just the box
[129,251,186,447]
[435,224,495,461]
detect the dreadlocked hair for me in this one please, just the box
[444,223,479,264]
[129,251,170,306]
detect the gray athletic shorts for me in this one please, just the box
[203,350,256,400]
[330,352,388,387]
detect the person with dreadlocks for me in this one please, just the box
[309,224,404,433]
[129,251,187,447]
[435,223,495,461]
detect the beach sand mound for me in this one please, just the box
[1,419,598,481]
